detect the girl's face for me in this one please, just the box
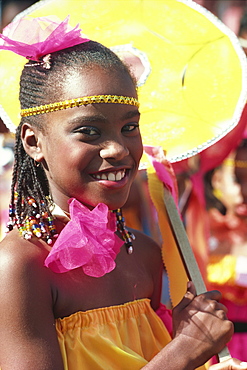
[37,66,143,211]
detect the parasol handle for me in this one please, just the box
[163,186,231,363]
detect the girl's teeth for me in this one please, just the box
[93,170,125,181]
[108,173,115,181]
[115,172,122,181]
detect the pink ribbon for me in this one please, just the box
[144,145,179,206]
[44,199,124,277]
[0,15,89,61]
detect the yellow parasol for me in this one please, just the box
[0,0,247,163]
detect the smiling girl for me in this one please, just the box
[0,16,246,370]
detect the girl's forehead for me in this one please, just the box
[59,66,137,101]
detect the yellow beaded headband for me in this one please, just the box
[21,94,140,117]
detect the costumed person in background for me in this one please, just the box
[205,145,247,361]
[235,138,247,209]
[0,16,245,370]
[172,102,247,284]
[171,102,247,365]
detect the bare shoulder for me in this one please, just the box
[0,230,63,369]
[0,228,53,312]
[0,228,53,314]
[129,227,163,275]
[0,228,51,278]
[130,227,162,259]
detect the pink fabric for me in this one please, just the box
[44,199,124,277]
[222,299,247,362]
[210,299,247,364]
[143,145,178,206]
[0,15,89,61]
[155,303,173,338]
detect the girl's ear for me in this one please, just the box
[21,122,44,163]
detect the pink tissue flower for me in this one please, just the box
[44,199,124,277]
[0,15,89,61]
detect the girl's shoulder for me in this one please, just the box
[0,229,52,281]
[0,229,54,321]
[0,231,63,369]
[129,227,161,250]
[129,227,163,266]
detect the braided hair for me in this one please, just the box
[8,41,136,243]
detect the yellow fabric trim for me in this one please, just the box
[146,165,208,370]
[146,165,188,307]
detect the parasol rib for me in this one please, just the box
[163,186,231,363]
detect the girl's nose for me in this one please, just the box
[100,141,129,160]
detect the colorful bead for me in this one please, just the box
[113,208,134,254]
[8,195,132,255]
[7,194,57,245]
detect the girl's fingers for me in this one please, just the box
[175,282,224,316]
[209,358,247,369]
[174,281,197,312]
[203,289,222,302]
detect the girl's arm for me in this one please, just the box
[0,233,64,370]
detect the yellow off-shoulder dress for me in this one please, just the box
[55,299,172,370]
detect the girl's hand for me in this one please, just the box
[209,359,247,369]
[172,281,234,367]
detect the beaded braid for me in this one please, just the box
[7,123,56,244]
[8,49,62,243]
[7,41,135,250]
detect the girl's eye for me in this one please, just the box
[76,126,100,137]
[122,123,139,133]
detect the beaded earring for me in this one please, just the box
[113,208,135,254]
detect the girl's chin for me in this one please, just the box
[80,199,128,211]
[79,192,130,211]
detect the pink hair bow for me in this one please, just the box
[0,15,89,61]
[44,198,124,277]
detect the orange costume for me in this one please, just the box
[56,299,172,370]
